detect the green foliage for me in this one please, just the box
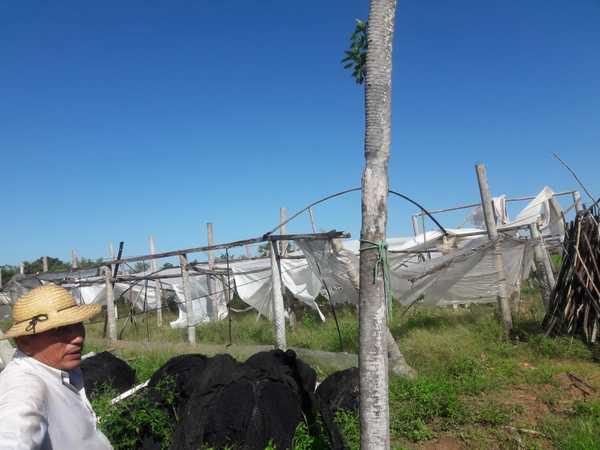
[334,410,360,450]
[342,19,368,84]
[389,377,468,441]
[542,400,600,450]
[93,377,177,450]
[291,418,329,450]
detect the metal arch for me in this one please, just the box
[264,187,448,237]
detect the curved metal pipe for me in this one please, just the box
[264,187,447,237]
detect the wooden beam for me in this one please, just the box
[308,207,317,233]
[476,163,513,337]
[71,250,78,270]
[42,256,48,273]
[149,235,162,326]
[179,254,196,344]
[104,266,117,342]
[207,223,216,321]
[269,241,286,349]
[529,223,556,310]
[279,207,287,256]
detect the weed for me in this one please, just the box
[94,377,177,450]
[334,410,360,450]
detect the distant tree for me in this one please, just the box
[133,261,149,272]
[78,257,104,269]
[257,243,270,257]
[23,257,70,274]
[162,262,175,269]
[0,265,17,282]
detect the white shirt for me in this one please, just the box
[0,351,113,450]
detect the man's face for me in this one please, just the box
[18,322,86,370]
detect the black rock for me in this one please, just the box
[80,351,136,399]
[315,367,360,450]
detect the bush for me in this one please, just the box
[93,377,177,450]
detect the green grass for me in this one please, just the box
[79,287,600,449]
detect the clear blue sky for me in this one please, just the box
[1,1,599,266]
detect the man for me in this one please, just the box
[0,284,113,449]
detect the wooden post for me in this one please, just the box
[244,245,252,259]
[206,223,216,321]
[20,263,24,275]
[149,235,163,326]
[179,254,196,344]
[42,256,48,273]
[475,163,513,337]
[107,243,119,320]
[71,250,78,270]
[279,207,287,256]
[573,191,584,213]
[529,223,556,310]
[104,266,117,342]
[269,241,287,349]
[411,215,419,237]
[308,207,318,233]
[0,269,3,289]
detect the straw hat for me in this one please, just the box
[1,284,101,340]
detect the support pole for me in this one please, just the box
[20,263,24,275]
[206,223,216,321]
[42,256,48,273]
[411,215,419,237]
[71,250,78,270]
[108,242,118,320]
[573,191,584,213]
[529,223,556,310]
[104,266,117,342]
[279,207,288,256]
[0,269,3,289]
[308,207,318,233]
[476,163,513,337]
[179,254,196,344]
[149,235,162,326]
[244,245,252,259]
[269,241,286,349]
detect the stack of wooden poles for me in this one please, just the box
[544,206,600,343]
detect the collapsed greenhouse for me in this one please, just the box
[1,185,576,339]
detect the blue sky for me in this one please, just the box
[1,1,599,266]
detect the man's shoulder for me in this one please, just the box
[0,359,48,401]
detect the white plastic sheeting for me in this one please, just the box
[508,187,565,237]
[4,186,561,327]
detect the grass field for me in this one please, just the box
[80,285,600,449]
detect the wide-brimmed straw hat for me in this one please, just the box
[1,284,101,340]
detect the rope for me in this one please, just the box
[360,239,392,320]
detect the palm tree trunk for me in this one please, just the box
[359,1,397,449]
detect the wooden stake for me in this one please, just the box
[529,223,556,310]
[108,242,118,320]
[573,191,584,212]
[149,235,162,326]
[179,254,196,344]
[71,250,78,270]
[279,207,287,256]
[42,256,48,273]
[269,241,286,349]
[308,207,317,233]
[476,163,513,337]
[207,223,216,321]
[411,215,419,237]
[104,266,117,342]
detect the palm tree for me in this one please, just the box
[358,1,398,448]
